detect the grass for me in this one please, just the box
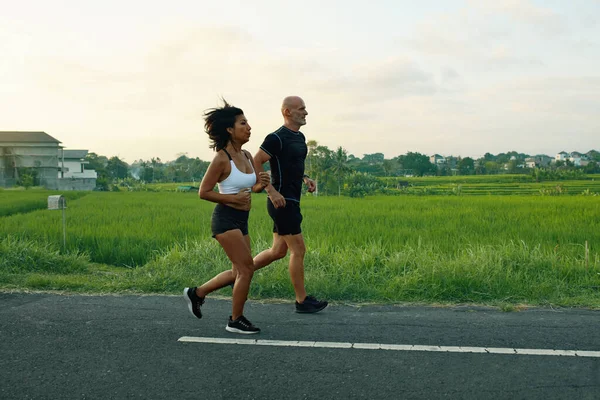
[0,188,88,217]
[1,187,599,307]
[380,177,600,196]
[1,237,598,307]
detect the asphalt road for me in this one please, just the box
[1,292,599,399]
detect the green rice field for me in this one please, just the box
[1,183,599,307]
[381,174,600,196]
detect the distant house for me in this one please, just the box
[0,131,61,188]
[526,155,553,168]
[568,151,589,167]
[58,150,97,190]
[525,157,536,169]
[536,155,553,167]
[429,154,446,166]
[0,131,96,190]
[555,151,569,162]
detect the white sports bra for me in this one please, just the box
[218,149,256,194]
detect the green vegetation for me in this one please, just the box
[0,191,211,266]
[1,189,598,307]
[377,174,600,196]
[0,189,88,217]
[80,146,599,196]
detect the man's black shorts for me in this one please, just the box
[267,199,302,236]
[211,204,249,238]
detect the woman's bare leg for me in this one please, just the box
[214,230,254,320]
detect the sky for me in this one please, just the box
[1,0,599,163]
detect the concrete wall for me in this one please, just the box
[57,178,97,191]
[0,144,60,188]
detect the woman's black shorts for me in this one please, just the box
[267,199,303,236]
[211,204,249,238]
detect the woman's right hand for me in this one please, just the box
[227,188,252,211]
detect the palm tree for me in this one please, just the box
[306,140,318,178]
[331,146,351,196]
[312,145,333,195]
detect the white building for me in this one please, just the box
[59,150,97,179]
[429,154,446,166]
[0,131,61,188]
[568,152,588,167]
[526,155,553,168]
[555,151,569,162]
[525,157,536,169]
[0,131,97,190]
[57,149,97,190]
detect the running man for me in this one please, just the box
[252,96,328,313]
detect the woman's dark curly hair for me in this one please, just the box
[204,100,244,151]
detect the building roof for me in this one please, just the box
[62,150,88,159]
[0,131,61,144]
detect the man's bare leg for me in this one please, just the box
[253,232,306,302]
[280,233,307,303]
[253,233,288,270]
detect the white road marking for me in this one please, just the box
[178,336,600,358]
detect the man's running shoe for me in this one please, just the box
[295,295,328,313]
[226,315,260,334]
[183,287,205,319]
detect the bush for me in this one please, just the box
[0,236,90,274]
[342,172,386,198]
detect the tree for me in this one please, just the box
[305,140,319,179]
[483,152,496,162]
[342,171,384,197]
[16,167,38,188]
[106,156,129,180]
[330,146,351,196]
[584,162,600,174]
[382,159,397,176]
[85,152,108,177]
[20,173,34,189]
[150,157,163,182]
[397,152,436,176]
[139,160,153,182]
[484,161,500,174]
[362,153,384,165]
[474,158,486,175]
[506,159,519,174]
[312,145,333,194]
[175,153,189,164]
[587,150,600,162]
[458,157,475,175]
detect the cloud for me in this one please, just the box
[467,0,566,34]
[483,45,544,69]
[1,5,598,162]
[401,10,477,58]
[314,56,438,103]
[397,2,565,88]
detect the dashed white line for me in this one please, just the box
[177,337,600,358]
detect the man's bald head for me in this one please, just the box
[281,96,307,130]
[281,96,304,112]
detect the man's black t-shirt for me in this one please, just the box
[259,126,307,202]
